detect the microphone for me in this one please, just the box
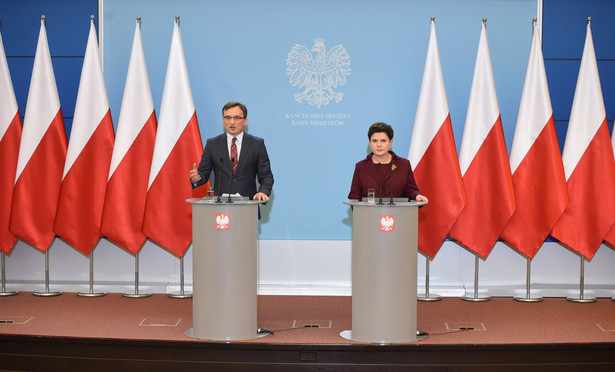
[227,156,234,203]
[377,163,384,205]
[388,162,395,205]
[216,158,223,203]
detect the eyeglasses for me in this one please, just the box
[223,116,245,121]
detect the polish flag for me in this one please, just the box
[409,19,466,259]
[10,18,68,251]
[142,18,207,257]
[448,21,516,258]
[101,19,157,255]
[550,21,615,259]
[54,18,114,255]
[500,22,568,259]
[0,28,22,254]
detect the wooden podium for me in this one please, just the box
[341,199,427,343]
[185,197,263,341]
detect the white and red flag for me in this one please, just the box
[10,18,68,251]
[448,21,516,258]
[54,18,114,255]
[409,19,466,259]
[142,18,207,257]
[550,21,615,259]
[500,22,568,259]
[0,28,22,254]
[101,19,157,255]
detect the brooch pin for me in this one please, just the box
[391,164,397,171]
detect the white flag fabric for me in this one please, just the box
[0,28,22,254]
[448,21,516,258]
[101,20,157,255]
[550,22,615,259]
[142,19,205,257]
[10,18,68,251]
[54,18,115,255]
[409,19,466,259]
[499,23,568,259]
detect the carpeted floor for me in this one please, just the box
[1,293,615,345]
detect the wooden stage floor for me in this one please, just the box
[1,293,615,371]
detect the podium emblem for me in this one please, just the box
[380,215,395,232]
[215,213,230,230]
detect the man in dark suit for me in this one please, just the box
[190,101,273,201]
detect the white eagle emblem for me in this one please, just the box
[286,38,351,108]
[215,213,230,230]
[380,215,395,232]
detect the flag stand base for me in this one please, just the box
[418,293,442,302]
[168,291,192,299]
[567,296,596,303]
[78,291,106,297]
[123,292,152,298]
[513,296,543,302]
[0,290,19,297]
[33,290,62,297]
[461,294,490,302]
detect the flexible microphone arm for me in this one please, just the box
[216,158,223,203]
[377,163,384,205]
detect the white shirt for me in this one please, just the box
[226,131,244,161]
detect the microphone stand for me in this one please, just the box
[388,162,395,205]
[227,157,234,203]
[216,158,223,203]
[377,163,384,205]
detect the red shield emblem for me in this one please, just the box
[215,213,230,230]
[379,215,395,232]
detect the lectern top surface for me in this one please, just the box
[186,198,265,205]
[344,199,427,207]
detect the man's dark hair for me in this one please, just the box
[368,122,394,140]
[222,101,248,118]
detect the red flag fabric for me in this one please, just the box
[54,19,115,255]
[604,122,615,247]
[100,20,157,255]
[448,21,516,258]
[500,23,568,259]
[550,22,615,259]
[409,19,466,259]
[142,19,206,257]
[10,18,68,251]
[0,28,22,254]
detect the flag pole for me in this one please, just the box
[0,252,18,296]
[123,251,151,298]
[33,248,62,296]
[168,254,192,299]
[417,254,441,301]
[462,252,490,301]
[567,255,596,303]
[77,247,106,297]
[513,256,543,302]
